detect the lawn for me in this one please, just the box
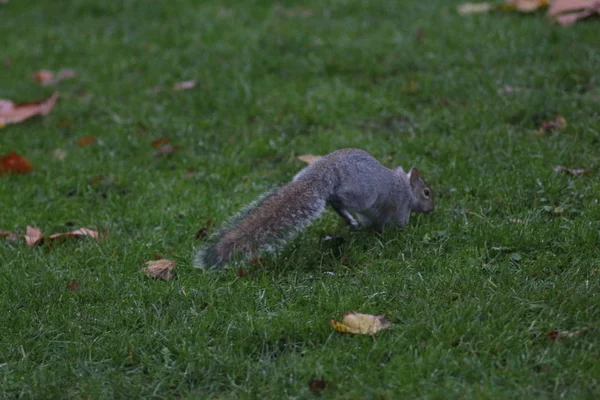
[1,0,599,398]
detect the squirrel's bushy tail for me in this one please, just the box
[194,180,328,270]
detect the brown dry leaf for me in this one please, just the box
[457,3,494,15]
[34,69,76,86]
[308,378,329,395]
[48,228,99,242]
[151,137,170,148]
[66,279,80,292]
[0,92,58,127]
[195,219,212,240]
[24,226,43,247]
[553,2,600,25]
[505,0,549,12]
[143,259,176,280]
[76,135,96,147]
[1,151,33,174]
[181,168,196,179]
[34,70,54,84]
[548,0,599,15]
[553,165,592,176]
[297,154,322,165]
[331,312,390,335]
[546,327,594,341]
[173,81,196,91]
[535,116,567,135]
[499,85,523,93]
[153,144,179,157]
[0,230,19,242]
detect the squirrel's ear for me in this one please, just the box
[409,167,420,185]
[394,167,406,176]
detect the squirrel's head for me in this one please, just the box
[401,167,434,213]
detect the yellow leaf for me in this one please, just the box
[142,259,177,280]
[504,0,549,12]
[457,3,495,15]
[331,312,390,335]
[297,154,322,165]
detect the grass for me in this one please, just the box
[1,0,599,398]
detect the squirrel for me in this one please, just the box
[194,148,434,270]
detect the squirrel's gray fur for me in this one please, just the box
[194,148,434,270]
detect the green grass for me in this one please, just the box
[1,0,599,398]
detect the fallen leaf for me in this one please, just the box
[546,328,594,341]
[66,279,80,291]
[275,5,315,17]
[48,228,99,242]
[331,312,390,335]
[173,80,196,91]
[535,116,567,135]
[236,268,246,277]
[151,137,170,148]
[58,119,73,128]
[0,230,19,242]
[553,165,592,176]
[53,149,67,161]
[250,257,268,265]
[153,144,179,157]
[0,92,58,126]
[297,154,321,165]
[4,57,12,68]
[505,0,549,12]
[34,69,76,86]
[499,85,523,93]
[554,3,600,25]
[195,220,212,240]
[457,3,494,15]
[34,70,54,84]
[142,259,176,280]
[76,135,96,147]
[24,226,43,247]
[543,205,564,216]
[308,378,328,395]
[182,168,196,179]
[1,151,33,174]
[548,0,599,15]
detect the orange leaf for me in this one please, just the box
[34,70,54,84]
[76,135,96,147]
[0,92,58,126]
[34,69,76,86]
[505,0,549,12]
[66,279,80,291]
[0,151,33,174]
[151,137,170,148]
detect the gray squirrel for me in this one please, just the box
[194,148,434,270]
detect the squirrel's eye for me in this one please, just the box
[423,188,430,197]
